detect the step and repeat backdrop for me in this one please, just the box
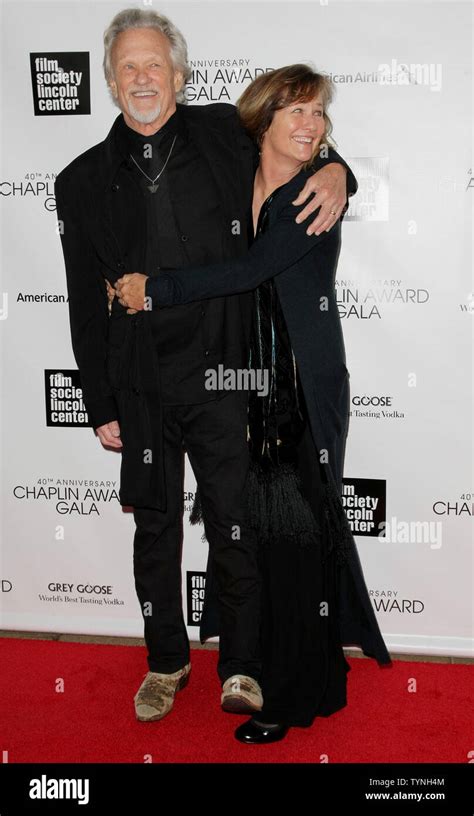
[1,0,472,657]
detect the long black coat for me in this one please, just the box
[54,103,256,642]
[145,167,392,665]
[54,102,257,441]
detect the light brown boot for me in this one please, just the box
[221,675,263,714]
[134,663,191,722]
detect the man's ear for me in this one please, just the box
[174,70,184,94]
[108,77,118,98]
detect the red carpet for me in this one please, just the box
[0,638,471,763]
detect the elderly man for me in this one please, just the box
[54,8,356,724]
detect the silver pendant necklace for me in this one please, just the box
[129,133,177,193]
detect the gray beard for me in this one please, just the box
[127,97,162,125]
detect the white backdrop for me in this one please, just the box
[1,0,472,658]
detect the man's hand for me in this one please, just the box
[292,163,347,236]
[105,279,116,314]
[115,273,148,312]
[96,420,123,450]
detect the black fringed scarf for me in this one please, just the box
[189,271,352,567]
[190,461,352,567]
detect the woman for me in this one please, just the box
[115,64,391,743]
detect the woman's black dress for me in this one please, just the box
[246,193,351,728]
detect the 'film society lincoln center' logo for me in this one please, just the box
[187,572,206,626]
[30,53,90,115]
[45,370,91,427]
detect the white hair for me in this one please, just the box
[103,8,191,104]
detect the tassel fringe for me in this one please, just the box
[189,461,352,566]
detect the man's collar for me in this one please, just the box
[104,105,187,188]
[119,105,186,147]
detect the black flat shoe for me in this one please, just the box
[234,718,289,744]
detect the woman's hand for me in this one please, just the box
[105,278,138,315]
[115,273,149,312]
[115,272,148,314]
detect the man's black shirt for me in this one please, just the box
[115,108,228,404]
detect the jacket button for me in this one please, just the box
[201,309,205,317]
[204,349,210,357]
[117,261,125,269]
[181,234,188,242]
[111,184,119,192]
[132,387,140,395]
